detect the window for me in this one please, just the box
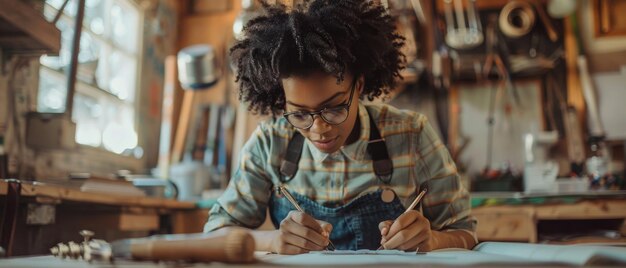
[38,0,142,154]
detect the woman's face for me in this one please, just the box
[282,72,362,154]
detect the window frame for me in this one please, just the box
[38,0,145,155]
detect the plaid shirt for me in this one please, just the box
[205,103,476,239]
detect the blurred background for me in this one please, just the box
[1,0,625,257]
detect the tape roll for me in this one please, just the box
[499,1,535,38]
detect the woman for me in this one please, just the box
[205,0,476,254]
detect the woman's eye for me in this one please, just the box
[292,113,308,120]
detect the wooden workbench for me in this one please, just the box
[0,180,195,209]
[4,242,626,267]
[471,192,626,243]
[0,179,196,256]
[153,191,626,243]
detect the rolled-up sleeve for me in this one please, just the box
[413,116,477,240]
[204,126,273,232]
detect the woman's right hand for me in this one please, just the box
[269,211,333,254]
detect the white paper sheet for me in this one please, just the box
[259,250,540,266]
[314,249,425,256]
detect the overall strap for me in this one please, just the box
[279,108,393,183]
[367,113,393,184]
[279,132,304,182]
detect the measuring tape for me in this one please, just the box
[499,1,536,38]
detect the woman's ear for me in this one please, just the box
[357,75,365,95]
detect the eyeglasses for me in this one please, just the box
[283,79,357,130]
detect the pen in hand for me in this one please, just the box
[377,188,427,250]
[278,185,336,251]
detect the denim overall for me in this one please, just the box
[269,109,407,250]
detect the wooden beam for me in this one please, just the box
[0,35,55,53]
[564,16,586,131]
[0,0,61,53]
[171,90,195,164]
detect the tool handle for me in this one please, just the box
[131,229,255,263]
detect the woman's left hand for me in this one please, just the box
[378,210,435,252]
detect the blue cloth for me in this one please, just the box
[269,188,406,250]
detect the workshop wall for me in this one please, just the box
[172,0,626,190]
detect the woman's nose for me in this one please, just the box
[309,114,331,134]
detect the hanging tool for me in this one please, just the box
[409,0,426,24]
[532,0,558,42]
[483,15,521,107]
[481,16,513,170]
[499,1,535,39]
[443,0,483,49]
[482,18,508,81]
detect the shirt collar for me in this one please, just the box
[305,103,371,163]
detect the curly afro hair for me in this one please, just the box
[230,0,406,115]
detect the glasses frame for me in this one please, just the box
[283,78,357,130]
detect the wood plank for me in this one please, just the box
[62,210,159,232]
[448,86,460,157]
[0,181,7,195]
[0,0,61,53]
[118,213,159,231]
[593,0,626,37]
[587,50,626,73]
[0,35,56,52]
[0,181,195,209]
[171,91,195,164]
[172,209,209,234]
[564,17,586,131]
[535,200,626,220]
[472,206,536,242]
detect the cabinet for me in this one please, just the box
[472,193,626,243]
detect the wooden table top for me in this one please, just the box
[0,179,195,209]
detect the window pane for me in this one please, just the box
[78,32,100,63]
[73,94,102,146]
[77,32,101,85]
[46,0,67,10]
[95,43,110,90]
[109,1,139,54]
[108,51,137,102]
[44,0,76,17]
[102,103,137,154]
[84,0,106,36]
[38,68,67,113]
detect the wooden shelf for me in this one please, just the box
[435,0,548,13]
[0,180,196,210]
[0,0,61,55]
[472,197,626,243]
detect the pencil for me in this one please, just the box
[377,188,428,250]
[405,188,427,212]
[278,185,336,251]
